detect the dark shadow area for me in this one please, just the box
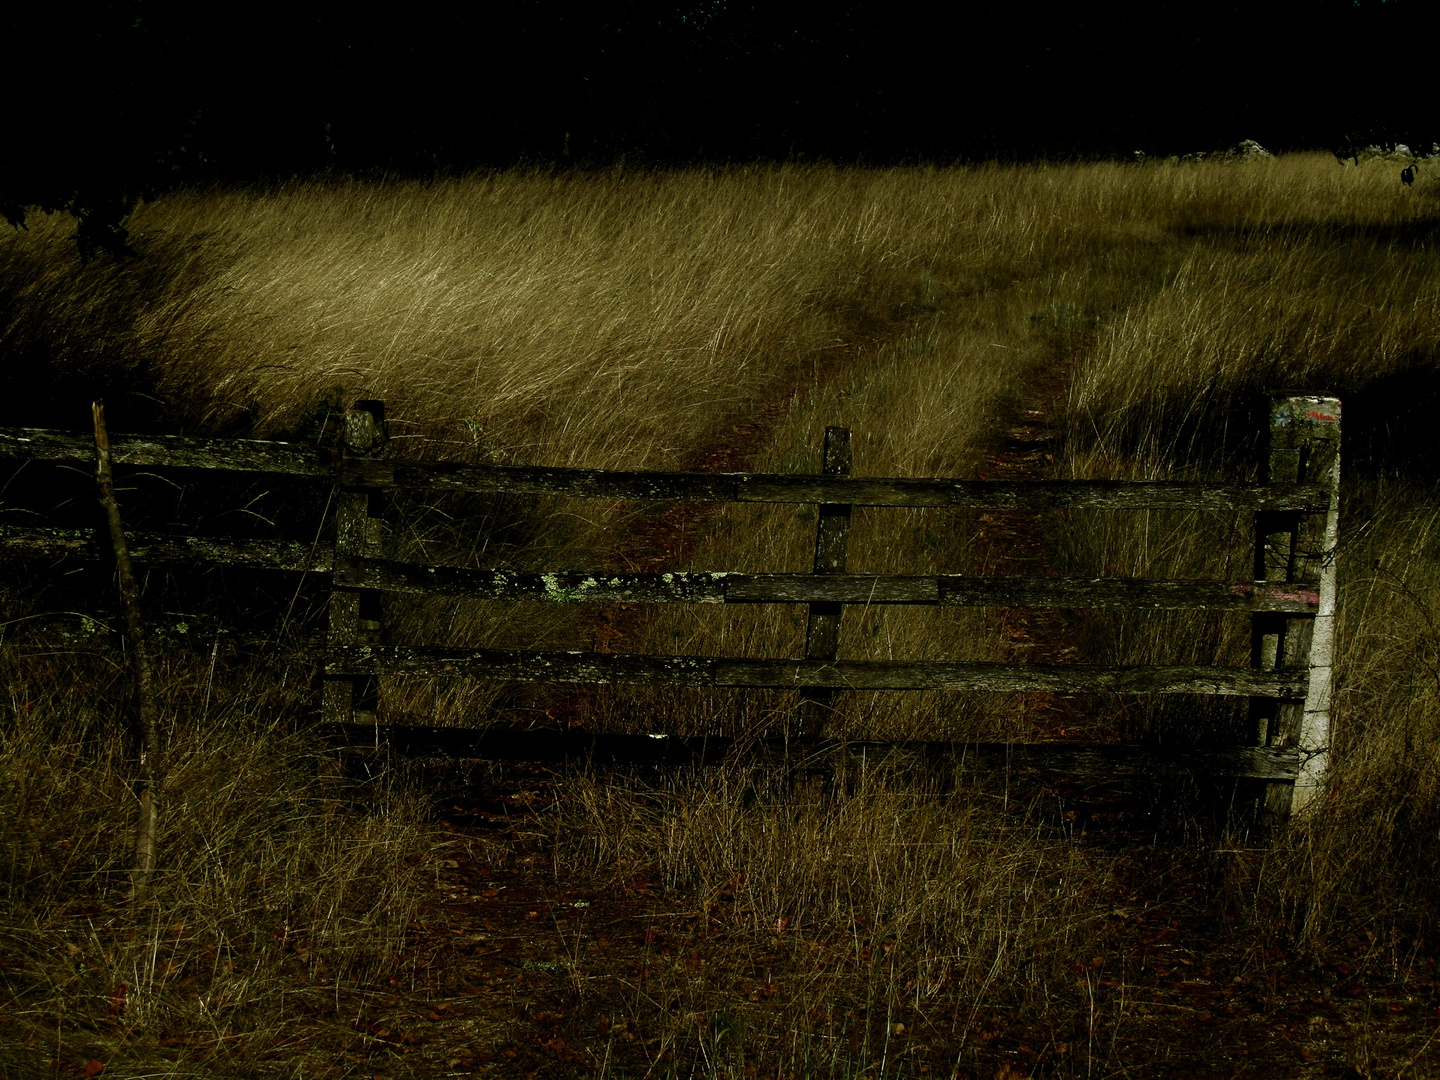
[0,347,169,438]
[0,454,337,637]
[0,230,230,436]
[1069,390,1272,477]
[1342,362,1440,483]
[1073,361,1440,486]
[1172,214,1440,253]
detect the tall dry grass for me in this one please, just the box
[0,165,1104,465]
[546,765,1117,1076]
[3,152,1440,1073]
[10,157,1398,465]
[1061,156,1440,950]
[0,644,426,1076]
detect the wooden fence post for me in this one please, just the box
[1252,393,1341,818]
[323,401,388,729]
[797,427,852,737]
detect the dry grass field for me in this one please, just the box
[2,153,1440,1077]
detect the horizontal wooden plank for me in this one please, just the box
[0,524,1317,614]
[729,574,1318,611]
[321,724,1305,780]
[0,427,331,476]
[342,458,1330,511]
[0,524,1317,615]
[334,560,731,602]
[713,660,1305,696]
[934,576,1320,612]
[0,525,331,572]
[329,646,717,684]
[325,646,1307,697]
[1,611,328,654]
[337,560,1317,613]
[0,427,1328,512]
[735,477,1331,512]
[342,458,740,500]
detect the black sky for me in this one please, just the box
[3,0,1436,223]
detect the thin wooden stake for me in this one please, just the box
[93,400,161,901]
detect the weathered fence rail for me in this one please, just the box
[0,393,1341,814]
[0,429,1330,509]
[331,726,1306,782]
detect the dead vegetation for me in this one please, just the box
[1,153,1439,1076]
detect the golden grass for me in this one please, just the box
[544,765,1113,1073]
[10,155,1417,465]
[0,649,425,1076]
[3,152,1440,1074]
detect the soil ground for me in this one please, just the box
[325,808,1437,1079]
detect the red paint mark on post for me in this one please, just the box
[1257,585,1321,604]
[1235,582,1321,604]
[1307,410,1340,423]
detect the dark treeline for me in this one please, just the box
[2,0,1436,245]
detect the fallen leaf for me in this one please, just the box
[81,1060,105,1077]
[107,985,127,1018]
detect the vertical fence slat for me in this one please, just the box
[322,401,388,729]
[1253,394,1341,818]
[798,427,852,736]
[1288,398,1341,814]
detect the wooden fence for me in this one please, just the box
[0,393,1341,815]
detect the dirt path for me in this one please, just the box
[969,349,1096,742]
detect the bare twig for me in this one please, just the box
[93,400,161,901]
